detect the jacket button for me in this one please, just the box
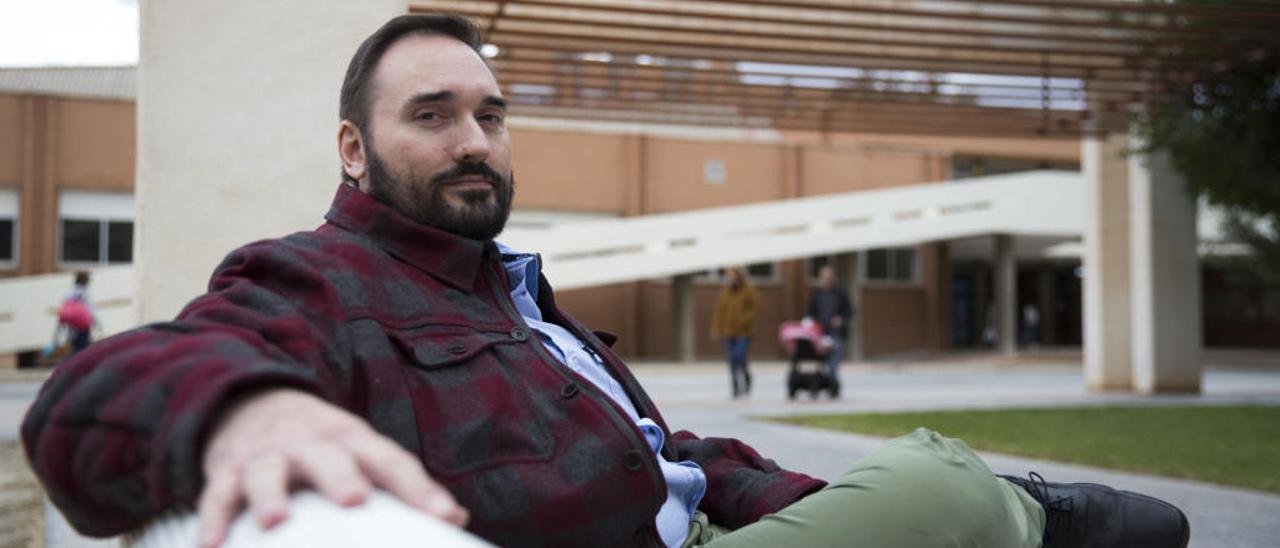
[623,450,645,471]
[510,326,530,342]
[560,383,579,399]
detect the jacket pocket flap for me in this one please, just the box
[390,328,512,369]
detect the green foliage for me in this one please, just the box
[770,406,1280,493]
[1141,68,1280,215]
[1133,0,1280,275]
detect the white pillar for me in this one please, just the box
[672,273,696,363]
[1129,139,1202,393]
[138,0,408,321]
[994,234,1017,355]
[835,252,862,361]
[1082,133,1133,390]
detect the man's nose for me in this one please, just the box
[451,117,490,163]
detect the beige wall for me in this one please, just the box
[786,130,1080,162]
[0,95,22,186]
[137,0,412,321]
[644,139,785,213]
[510,128,630,214]
[801,145,943,196]
[54,99,135,191]
[0,94,135,277]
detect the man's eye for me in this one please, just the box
[479,113,504,123]
[416,112,440,121]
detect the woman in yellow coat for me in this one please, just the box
[711,266,759,398]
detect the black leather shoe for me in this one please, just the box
[1001,472,1190,548]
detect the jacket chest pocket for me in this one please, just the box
[389,324,557,477]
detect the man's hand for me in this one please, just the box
[197,389,468,547]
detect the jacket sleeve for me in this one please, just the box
[21,239,351,537]
[671,430,827,530]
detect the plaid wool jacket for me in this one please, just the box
[22,184,826,547]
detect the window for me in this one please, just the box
[58,191,135,265]
[865,247,918,282]
[952,156,1080,180]
[0,189,17,266]
[0,218,14,264]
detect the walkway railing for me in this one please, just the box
[0,266,136,356]
[500,170,1082,289]
[0,170,1083,354]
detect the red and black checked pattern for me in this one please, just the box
[23,184,825,546]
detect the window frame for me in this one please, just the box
[862,246,922,286]
[58,217,134,267]
[0,217,17,269]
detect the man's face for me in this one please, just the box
[357,34,513,240]
[819,266,835,288]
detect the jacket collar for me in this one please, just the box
[323,183,489,290]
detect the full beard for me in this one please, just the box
[365,149,514,241]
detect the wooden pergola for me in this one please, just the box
[410,0,1280,138]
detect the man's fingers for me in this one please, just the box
[197,472,241,548]
[242,455,290,528]
[289,441,371,507]
[349,437,466,525]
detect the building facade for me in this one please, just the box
[2,65,1275,362]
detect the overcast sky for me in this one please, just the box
[0,0,138,67]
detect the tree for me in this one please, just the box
[1134,0,1280,281]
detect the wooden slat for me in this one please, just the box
[405,0,1277,137]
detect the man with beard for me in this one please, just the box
[23,13,1189,548]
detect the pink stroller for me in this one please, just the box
[778,319,840,399]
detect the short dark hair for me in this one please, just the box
[74,271,90,286]
[338,14,482,182]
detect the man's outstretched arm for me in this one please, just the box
[671,431,826,530]
[21,240,464,543]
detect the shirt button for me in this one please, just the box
[623,450,645,471]
[560,383,579,399]
[510,326,530,342]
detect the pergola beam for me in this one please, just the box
[406,0,1277,137]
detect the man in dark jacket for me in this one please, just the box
[23,13,1189,548]
[808,265,853,379]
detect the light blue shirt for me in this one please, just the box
[497,242,706,548]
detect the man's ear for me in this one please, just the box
[338,120,368,187]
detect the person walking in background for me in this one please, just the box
[807,265,853,379]
[1022,303,1041,349]
[48,270,98,358]
[711,266,758,398]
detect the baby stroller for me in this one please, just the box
[778,319,840,400]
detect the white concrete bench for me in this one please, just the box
[127,491,493,548]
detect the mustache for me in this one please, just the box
[430,161,505,187]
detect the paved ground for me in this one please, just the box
[630,357,1280,548]
[4,352,1278,547]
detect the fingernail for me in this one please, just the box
[424,493,454,514]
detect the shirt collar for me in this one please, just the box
[323,183,488,290]
[496,241,541,303]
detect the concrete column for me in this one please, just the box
[994,234,1017,355]
[138,0,407,321]
[1083,132,1133,390]
[1129,139,1202,393]
[835,252,863,361]
[671,273,696,363]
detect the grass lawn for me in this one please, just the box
[768,405,1280,494]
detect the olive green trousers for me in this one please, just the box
[684,428,1045,548]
